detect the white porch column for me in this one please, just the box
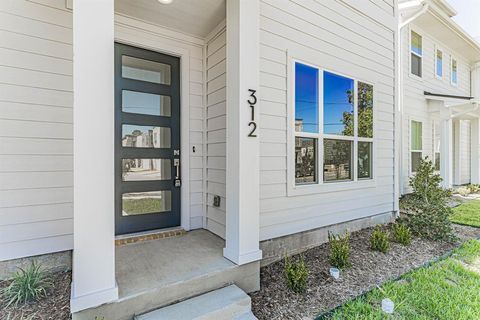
[453,120,461,186]
[472,62,480,184]
[224,0,262,265]
[471,117,480,184]
[71,0,117,312]
[440,116,453,189]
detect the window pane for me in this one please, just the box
[122,90,171,116]
[411,53,422,77]
[122,159,171,181]
[452,59,457,83]
[122,124,171,148]
[323,71,354,136]
[435,152,440,171]
[411,121,422,150]
[358,82,373,138]
[295,63,319,133]
[436,50,443,77]
[411,152,422,172]
[122,191,171,216]
[433,120,440,152]
[358,142,372,179]
[411,31,422,55]
[295,137,316,184]
[122,56,171,85]
[324,139,352,181]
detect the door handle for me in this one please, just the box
[174,158,181,187]
[174,159,180,178]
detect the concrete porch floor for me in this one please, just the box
[73,229,260,320]
[116,229,235,298]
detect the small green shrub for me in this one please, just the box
[328,231,350,269]
[401,158,455,241]
[1,262,51,306]
[370,226,390,253]
[392,223,412,246]
[456,186,471,197]
[467,184,480,194]
[284,254,308,293]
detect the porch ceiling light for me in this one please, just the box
[157,0,173,4]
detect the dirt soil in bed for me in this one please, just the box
[0,271,71,320]
[250,224,480,320]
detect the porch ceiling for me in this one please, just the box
[115,0,225,38]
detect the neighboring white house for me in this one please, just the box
[398,0,480,193]
[0,0,398,318]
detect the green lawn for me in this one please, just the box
[451,200,480,227]
[123,198,163,215]
[323,240,480,320]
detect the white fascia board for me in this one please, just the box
[426,1,480,56]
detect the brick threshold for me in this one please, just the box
[115,227,186,246]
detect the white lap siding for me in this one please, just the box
[0,0,73,260]
[0,0,207,260]
[258,0,396,241]
[205,26,227,239]
[401,24,472,193]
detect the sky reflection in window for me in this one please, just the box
[323,71,354,136]
[295,63,319,133]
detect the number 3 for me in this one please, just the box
[247,89,257,105]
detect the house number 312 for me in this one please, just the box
[247,89,257,137]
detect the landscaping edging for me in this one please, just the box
[316,232,480,319]
[250,224,480,320]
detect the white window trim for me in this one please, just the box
[434,45,443,80]
[409,28,423,80]
[450,56,458,86]
[286,55,377,197]
[410,119,423,174]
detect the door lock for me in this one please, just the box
[174,158,181,187]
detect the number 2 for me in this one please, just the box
[248,122,257,137]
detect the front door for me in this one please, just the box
[115,43,181,235]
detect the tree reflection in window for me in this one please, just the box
[358,82,373,138]
[358,142,372,179]
[324,139,352,181]
[295,137,316,184]
[324,72,354,136]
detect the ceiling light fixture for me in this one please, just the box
[157,0,173,4]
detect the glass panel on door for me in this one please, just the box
[122,159,171,181]
[121,125,171,149]
[122,191,172,216]
[122,56,171,85]
[122,90,171,117]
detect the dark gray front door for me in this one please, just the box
[115,43,181,235]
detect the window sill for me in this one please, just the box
[288,179,376,197]
[408,72,423,81]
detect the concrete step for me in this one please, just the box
[134,285,257,320]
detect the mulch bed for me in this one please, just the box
[250,224,480,320]
[0,270,72,320]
